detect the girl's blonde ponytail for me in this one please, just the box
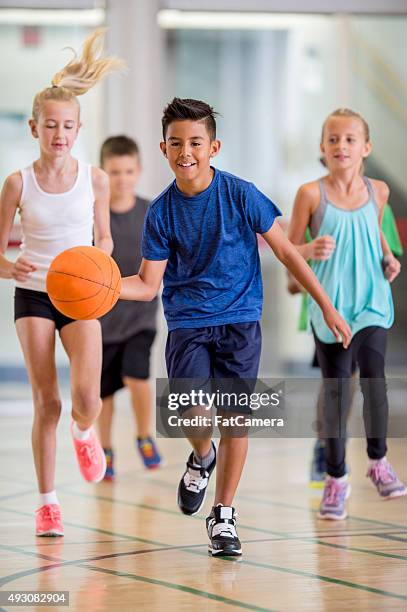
[32,29,123,120]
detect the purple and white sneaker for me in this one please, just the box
[317,476,351,520]
[367,458,407,500]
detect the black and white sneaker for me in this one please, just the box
[206,504,242,557]
[177,442,216,516]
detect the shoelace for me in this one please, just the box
[369,461,395,484]
[184,467,207,492]
[212,522,237,539]
[324,480,345,505]
[79,443,97,466]
[39,506,60,522]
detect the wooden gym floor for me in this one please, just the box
[1,400,407,612]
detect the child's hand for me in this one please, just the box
[323,307,352,348]
[307,235,336,260]
[382,254,401,283]
[11,257,36,282]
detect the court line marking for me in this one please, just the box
[59,488,407,563]
[1,471,406,530]
[1,506,407,603]
[3,483,407,565]
[146,476,407,531]
[81,565,273,612]
[373,533,407,544]
[237,492,407,529]
[0,542,273,612]
[12,539,134,548]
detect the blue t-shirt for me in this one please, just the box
[142,167,281,330]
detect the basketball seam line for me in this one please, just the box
[48,246,106,290]
[49,282,106,303]
[77,248,104,276]
[47,270,120,291]
[84,284,114,319]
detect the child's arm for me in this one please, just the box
[120,258,167,302]
[92,167,114,255]
[288,184,335,262]
[373,180,401,283]
[263,221,351,347]
[0,173,36,281]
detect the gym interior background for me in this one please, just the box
[0,0,405,386]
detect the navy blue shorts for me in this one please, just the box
[165,322,261,414]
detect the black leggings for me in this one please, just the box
[313,326,388,478]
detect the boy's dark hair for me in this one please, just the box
[162,98,218,141]
[100,135,140,166]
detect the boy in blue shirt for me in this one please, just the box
[120,98,351,557]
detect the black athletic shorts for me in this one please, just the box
[14,287,75,331]
[101,329,156,398]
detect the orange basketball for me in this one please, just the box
[46,246,122,320]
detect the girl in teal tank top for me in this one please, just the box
[289,108,405,520]
[308,176,394,343]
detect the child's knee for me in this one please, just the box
[33,394,62,423]
[72,387,101,417]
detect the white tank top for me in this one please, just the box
[16,160,95,292]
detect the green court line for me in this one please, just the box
[1,505,407,603]
[0,542,273,612]
[315,540,407,561]
[60,488,407,562]
[12,539,132,548]
[236,492,407,530]
[373,533,407,544]
[82,565,274,612]
[190,550,407,602]
[144,476,407,531]
[60,488,284,536]
[0,489,38,502]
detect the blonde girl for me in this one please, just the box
[0,30,122,536]
[289,108,405,520]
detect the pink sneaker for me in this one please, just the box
[71,423,106,483]
[35,504,64,537]
[367,458,407,500]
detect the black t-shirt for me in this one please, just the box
[100,196,158,343]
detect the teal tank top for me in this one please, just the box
[308,177,394,343]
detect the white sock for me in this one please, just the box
[39,490,59,507]
[72,421,92,441]
[368,457,386,468]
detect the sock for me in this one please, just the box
[72,421,92,441]
[39,490,59,507]
[194,443,215,469]
[368,457,386,468]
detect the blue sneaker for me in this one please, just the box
[103,448,115,481]
[310,440,326,488]
[317,476,350,520]
[137,436,162,469]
